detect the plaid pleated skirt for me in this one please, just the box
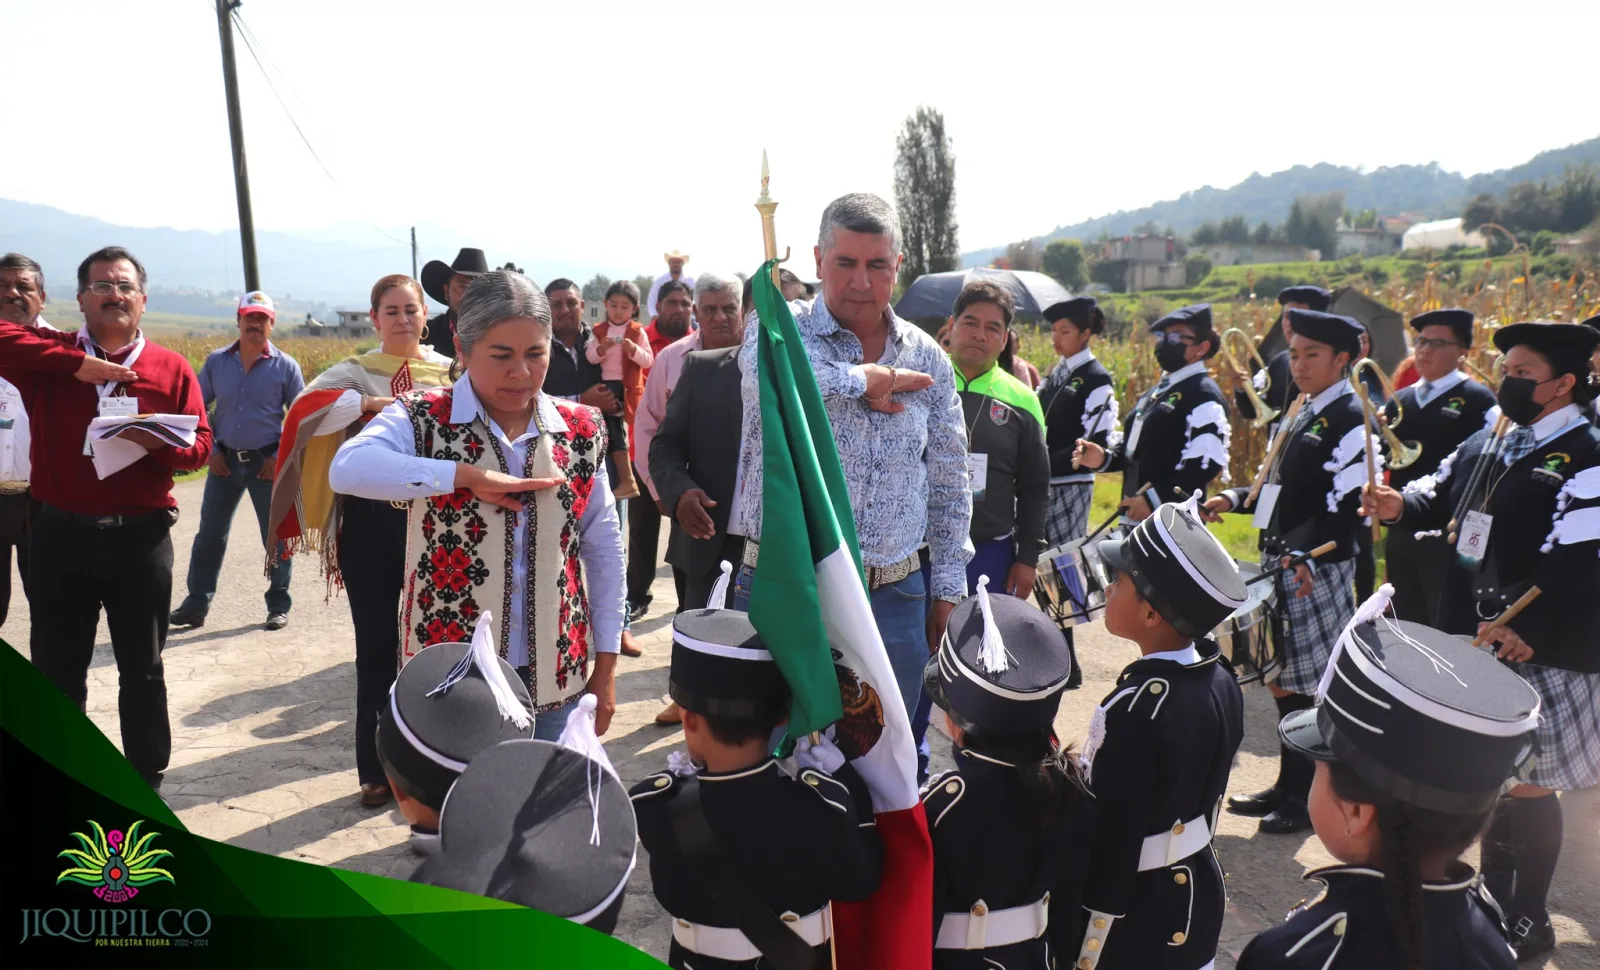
[1515,663,1600,792]
[1046,482,1095,548]
[1268,556,1357,695]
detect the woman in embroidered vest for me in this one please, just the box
[267,274,453,809]
[329,269,626,749]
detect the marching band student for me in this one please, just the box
[1038,296,1117,547]
[1584,313,1600,424]
[1073,304,1230,523]
[1075,497,1247,970]
[375,612,534,853]
[1204,309,1382,835]
[1381,308,1497,623]
[921,581,1092,968]
[1235,285,1331,437]
[1237,592,1537,970]
[630,604,883,969]
[1365,320,1600,962]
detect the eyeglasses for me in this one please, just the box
[1413,337,1460,352]
[87,281,141,296]
[1156,331,1196,346]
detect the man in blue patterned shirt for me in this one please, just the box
[732,193,973,773]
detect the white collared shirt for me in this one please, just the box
[1160,359,1209,387]
[1413,369,1467,407]
[1059,347,1097,375]
[1304,377,1354,415]
[1144,642,1202,665]
[0,376,29,482]
[1529,403,1587,448]
[327,376,624,662]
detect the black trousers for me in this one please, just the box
[0,491,31,626]
[627,466,664,608]
[1354,527,1376,601]
[29,506,175,785]
[339,498,408,787]
[1385,526,1452,625]
[672,535,746,613]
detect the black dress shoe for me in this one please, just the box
[1258,801,1313,834]
[168,608,205,629]
[1227,786,1284,817]
[264,613,289,631]
[1508,914,1555,963]
[628,602,650,622]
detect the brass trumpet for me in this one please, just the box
[1221,328,1279,428]
[1351,358,1422,470]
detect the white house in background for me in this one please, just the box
[1336,217,1411,257]
[1401,218,1488,251]
[1101,234,1186,291]
[301,310,370,338]
[1197,241,1319,266]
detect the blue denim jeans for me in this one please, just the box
[733,561,932,781]
[179,450,291,617]
[532,692,582,742]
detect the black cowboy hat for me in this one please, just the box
[420,248,490,306]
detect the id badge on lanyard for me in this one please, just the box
[1455,510,1493,570]
[79,330,146,456]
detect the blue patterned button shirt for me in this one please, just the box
[733,297,974,600]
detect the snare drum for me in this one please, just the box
[1033,538,1111,627]
[1213,560,1280,684]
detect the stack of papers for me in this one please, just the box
[88,414,200,480]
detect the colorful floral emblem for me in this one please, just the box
[57,820,172,904]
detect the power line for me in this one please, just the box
[227,9,411,250]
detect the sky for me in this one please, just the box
[7,0,1597,285]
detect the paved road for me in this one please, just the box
[5,479,1596,967]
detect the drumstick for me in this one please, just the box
[1471,587,1542,648]
[1245,541,1339,586]
[1085,482,1153,541]
[1246,393,1305,506]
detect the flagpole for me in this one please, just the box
[755,150,788,288]
[758,149,837,970]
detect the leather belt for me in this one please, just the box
[38,503,168,530]
[1137,814,1213,871]
[670,907,831,960]
[935,894,1049,950]
[742,541,919,591]
[219,442,279,464]
[0,481,29,495]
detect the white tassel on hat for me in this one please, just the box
[707,560,734,611]
[1315,585,1394,703]
[557,693,621,848]
[424,611,533,729]
[974,577,1013,674]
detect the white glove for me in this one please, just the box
[793,733,847,775]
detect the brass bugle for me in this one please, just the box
[1352,358,1422,470]
[1221,328,1279,428]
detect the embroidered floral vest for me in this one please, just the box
[397,387,606,711]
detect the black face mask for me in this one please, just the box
[1155,341,1192,374]
[1496,375,1557,427]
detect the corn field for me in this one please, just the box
[1016,255,1600,488]
[165,336,376,382]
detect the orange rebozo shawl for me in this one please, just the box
[266,350,452,594]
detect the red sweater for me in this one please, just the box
[0,321,211,515]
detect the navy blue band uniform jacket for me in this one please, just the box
[1076,640,1245,969]
[1398,405,1600,673]
[922,745,1095,969]
[1225,382,1376,563]
[1237,864,1515,970]
[1040,353,1118,483]
[1102,362,1231,507]
[629,759,884,970]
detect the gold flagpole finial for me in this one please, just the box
[755,150,786,284]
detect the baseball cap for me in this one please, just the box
[238,291,276,319]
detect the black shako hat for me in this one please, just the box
[410,737,637,933]
[1277,285,1332,311]
[924,581,1073,736]
[1099,494,1247,639]
[420,248,490,306]
[1043,296,1100,332]
[1151,303,1220,358]
[1287,308,1364,357]
[376,613,534,810]
[1582,313,1600,335]
[1411,308,1475,349]
[669,608,791,720]
[1492,320,1600,369]
[1281,591,1540,815]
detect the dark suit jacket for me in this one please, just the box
[649,346,743,578]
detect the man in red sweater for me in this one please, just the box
[0,246,211,790]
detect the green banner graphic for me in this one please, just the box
[1,640,664,969]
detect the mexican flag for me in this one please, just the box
[747,261,932,970]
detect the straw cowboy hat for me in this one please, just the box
[663,250,691,264]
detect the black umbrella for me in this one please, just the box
[894,268,1071,319]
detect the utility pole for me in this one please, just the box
[216,0,259,292]
[411,227,418,279]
